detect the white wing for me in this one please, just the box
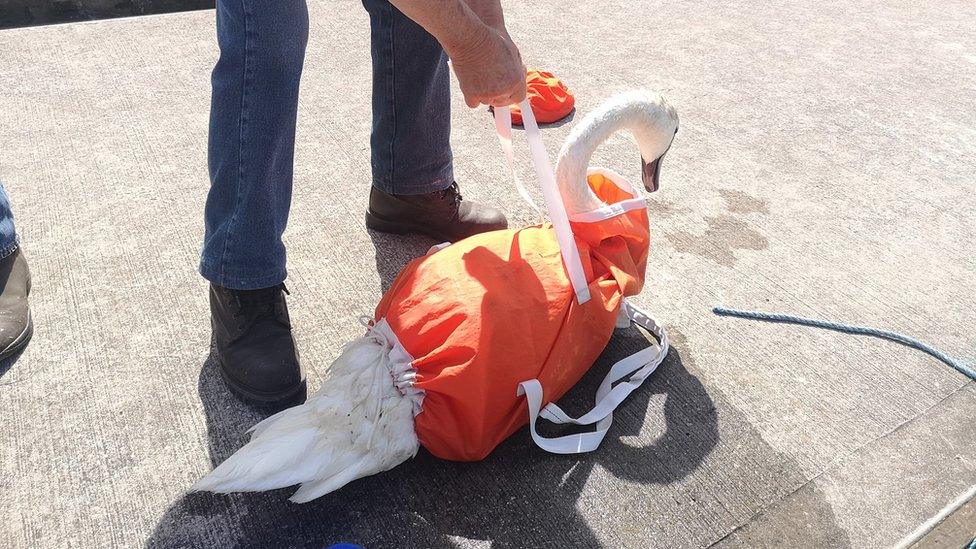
[193,331,419,502]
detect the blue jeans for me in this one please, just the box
[201,0,454,290]
[0,184,18,259]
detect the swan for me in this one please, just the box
[193,89,679,502]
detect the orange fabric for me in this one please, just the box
[509,69,575,126]
[374,173,649,461]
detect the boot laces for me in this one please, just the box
[438,182,463,221]
[229,283,288,330]
[435,182,460,201]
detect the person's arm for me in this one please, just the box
[463,0,506,32]
[388,0,526,108]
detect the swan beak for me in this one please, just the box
[641,127,678,193]
[641,156,663,193]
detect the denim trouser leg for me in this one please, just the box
[201,0,452,288]
[0,183,19,259]
[200,0,309,290]
[363,0,454,195]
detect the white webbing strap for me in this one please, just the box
[516,301,669,454]
[493,106,543,219]
[493,101,591,305]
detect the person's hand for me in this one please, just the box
[449,25,527,108]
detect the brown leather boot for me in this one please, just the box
[0,247,32,361]
[365,182,508,242]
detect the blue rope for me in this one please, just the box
[712,306,976,382]
[968,536,976,549]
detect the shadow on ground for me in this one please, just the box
[146,239,850,548]
[146,323,720,548]
[368,229,434,294]
[0,346,28,382]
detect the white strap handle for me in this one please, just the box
[493,106,543,219]
[494,101,591,305]
[516,301,669,454]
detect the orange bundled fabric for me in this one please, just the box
[509,69,576,126]
[376,170,651,460]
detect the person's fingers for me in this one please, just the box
[499,65,527,105]
[494,66,528,107]
[487,85,518,107]
[452,30,527,109]
[463,92,481,109]
[472,80,525,107]
[496,80,526,107]
[510,81,527,104]
[492,88,522,108]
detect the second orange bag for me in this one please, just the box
[509,68,576,126]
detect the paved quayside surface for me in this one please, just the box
[0,1,974,547]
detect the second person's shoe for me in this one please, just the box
[210,283,305,404]
[0,247,32,361]
[366,182,508,242]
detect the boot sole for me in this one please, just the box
[215,354,307,405]
[0,311,33,362]
[365,209,507,242]
[365,209,434,238]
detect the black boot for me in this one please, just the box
[366,182,508,242]
[210,283,305,404]
[0,247,32,361]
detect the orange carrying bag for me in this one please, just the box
[196,90,680,501]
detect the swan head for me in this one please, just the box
[555,89,679,215]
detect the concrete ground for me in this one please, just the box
[913,499,976,549]
[1,1,974,547]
